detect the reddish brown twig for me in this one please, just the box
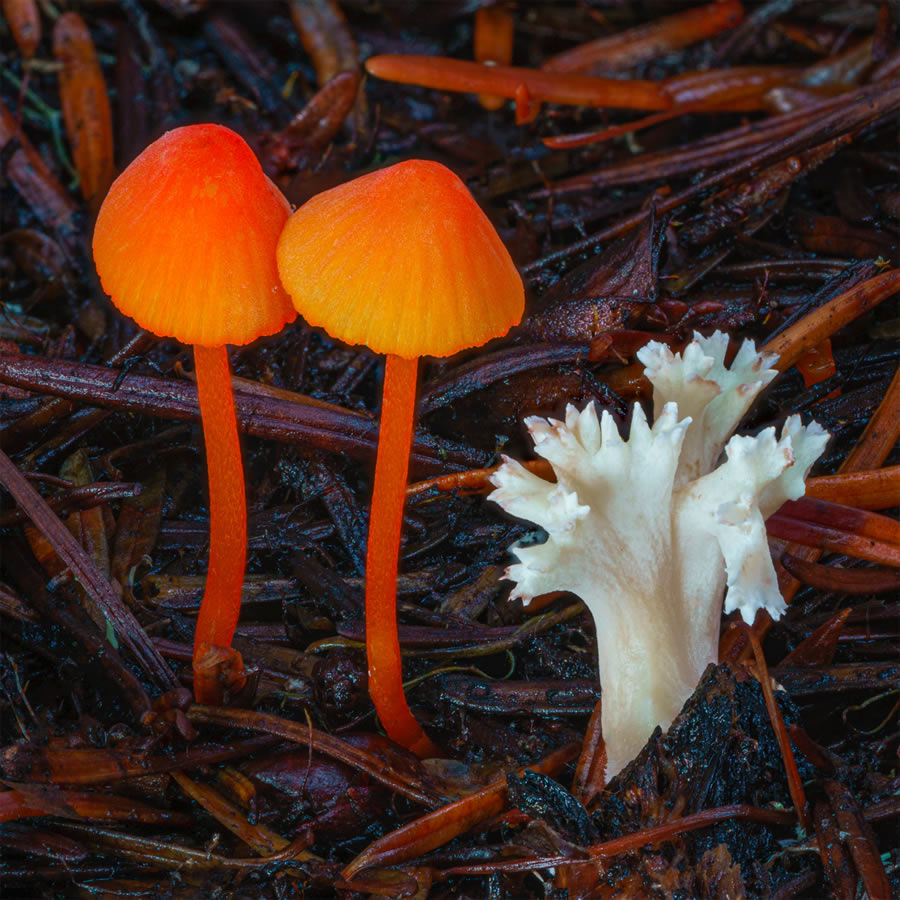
[170,770,316,859]
[805,466,900,511]
[814,801,858,900]
[0,786,192,826]
[0,351,483,474]
[661,64,800,111]
[473,4,514,110]
[763,268,900,371]
[0,447,177,692]
[741,625,810,833]
[779,555,900,594]
[287,0,358,85]
[542,0,744,74]
[436,804,795,876]
[0,98,81,262]
[365,54,670,125]
[53,13,115,212]
[794,339,837,388]
[0,737,277,786]
[571,698,606,807]
[187,705,445,807]
[823,781,892,900]
[3,0,41,58]
[766,503,900,568]
[342,742,579,879]
[841,363,900,473]
[780,608,852,667]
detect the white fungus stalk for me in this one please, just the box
[488,332,829,779]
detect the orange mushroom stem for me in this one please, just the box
[365,354,434,754]
[192,344,247,668]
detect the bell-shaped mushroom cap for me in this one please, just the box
[276,159,524,359]
[93,124,296,347]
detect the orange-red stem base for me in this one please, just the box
[366,354,439,757]
[192,344,247,704]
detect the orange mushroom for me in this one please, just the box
[277,160,523,755]
[93,124,296,703]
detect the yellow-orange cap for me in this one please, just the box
[93,124,296,347]
[276,159,524,359]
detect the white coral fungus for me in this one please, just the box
[488,331,828,779]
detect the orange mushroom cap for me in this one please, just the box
[276,159,524,359]
[93,124,296,347]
